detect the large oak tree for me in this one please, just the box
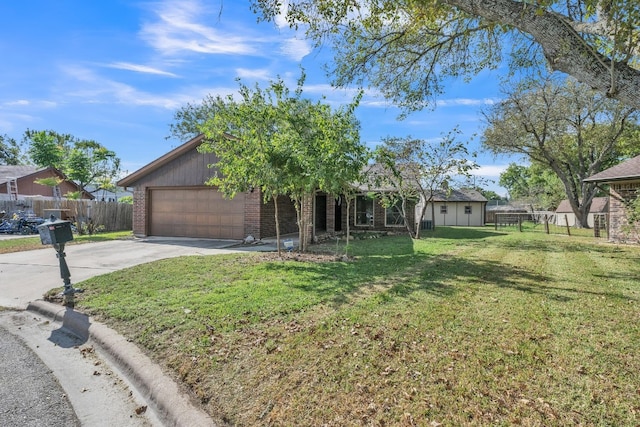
[252,0,640,109]
[483,77,638,227]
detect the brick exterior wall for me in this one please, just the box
[342,195,416,234]
[132,188,146,236]
[244,189,262,239]
[609,182,640,243]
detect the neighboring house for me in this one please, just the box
[0,165,93,201]
[554,197,609,228]
[84,184,133,203]
[584,154,640,243]
[417,189,488,227]
[485,203,528,224]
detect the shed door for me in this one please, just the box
[149,188,245,239]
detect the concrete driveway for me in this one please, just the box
[0,237,271,309]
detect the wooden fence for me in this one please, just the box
[0,198,132,232]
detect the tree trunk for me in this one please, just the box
[274,194,281,256]
[446,0,640,109]
[431,198,436,231]
[345,196,351,255]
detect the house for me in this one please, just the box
[417,189,487,228]
[584,154,640,243]
[117,134,299,240]
[554,197,609,228]
[118,136,421,241]
[0,165,93,201]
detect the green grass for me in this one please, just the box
[0,231,133,254]
[74,227,640,426]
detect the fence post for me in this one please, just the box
[564,214,571,236]
[544,214,549,234]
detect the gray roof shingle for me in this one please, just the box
[583,155,640,183]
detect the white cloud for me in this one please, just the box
[106,62,179,77]
[280,37,311,61]
[60,65,216,110]
[4,100,30,106]
[235,68,272,81]
[140,0,258,56]
[472,164,509,177]
[436,98,497,107]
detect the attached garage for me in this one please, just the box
[149,187,246,239]
[117,134,298,240]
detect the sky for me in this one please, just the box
[0,0,513,196]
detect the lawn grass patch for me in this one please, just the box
[0,231,133,254]
[74,228,640,426]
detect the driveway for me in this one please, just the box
[0,237,271,309]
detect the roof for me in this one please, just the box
[0,165,94,199]
[430,188,488,203]
[583,155,640,183]
[0,165,41,185]
[555,197,609,213]
[117,134,205,187]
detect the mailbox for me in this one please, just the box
[38,217,74,246]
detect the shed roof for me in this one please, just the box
[430,188,488,203]
[555,197,609,213]
[583,154,640,183]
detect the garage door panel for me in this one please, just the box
[150,188,246,239]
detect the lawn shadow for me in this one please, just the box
[423,226,508,240]
[262,232,634,309]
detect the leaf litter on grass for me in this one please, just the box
[75,229,640,426]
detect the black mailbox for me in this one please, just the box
[38,217,74,245]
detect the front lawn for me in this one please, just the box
[75,227,640,426]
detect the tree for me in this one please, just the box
[172,74,368,253]
[0,134,22,165]
[373,130,478,239]
[483,77,638,227]
[499,162,565,209]
[66,140,121,191]
[252,0,640,110]
[24,130,71,169]
[23,130,121,195]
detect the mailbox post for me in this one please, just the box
[37,216,83,307]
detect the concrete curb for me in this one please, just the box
[26,300,216,427]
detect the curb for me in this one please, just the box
[26,300,216,427]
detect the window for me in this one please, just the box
[465,205,472,214]
[385,201,404,227]
[355,195,374,226]
[440,205,448,214]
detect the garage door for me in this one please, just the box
[149,188,246,239]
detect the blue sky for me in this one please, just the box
[0,0,511,195]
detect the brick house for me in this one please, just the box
[0,165,93,200]
[117,135,417,241]
[584,154,640,243]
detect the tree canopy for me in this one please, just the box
[373,130,477,238]
[172,74,369,252]
[0,134,22,165]
[483,76,638,226]
[499,162,565,209]
[252,0,640,109]
[22,129,121,195]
